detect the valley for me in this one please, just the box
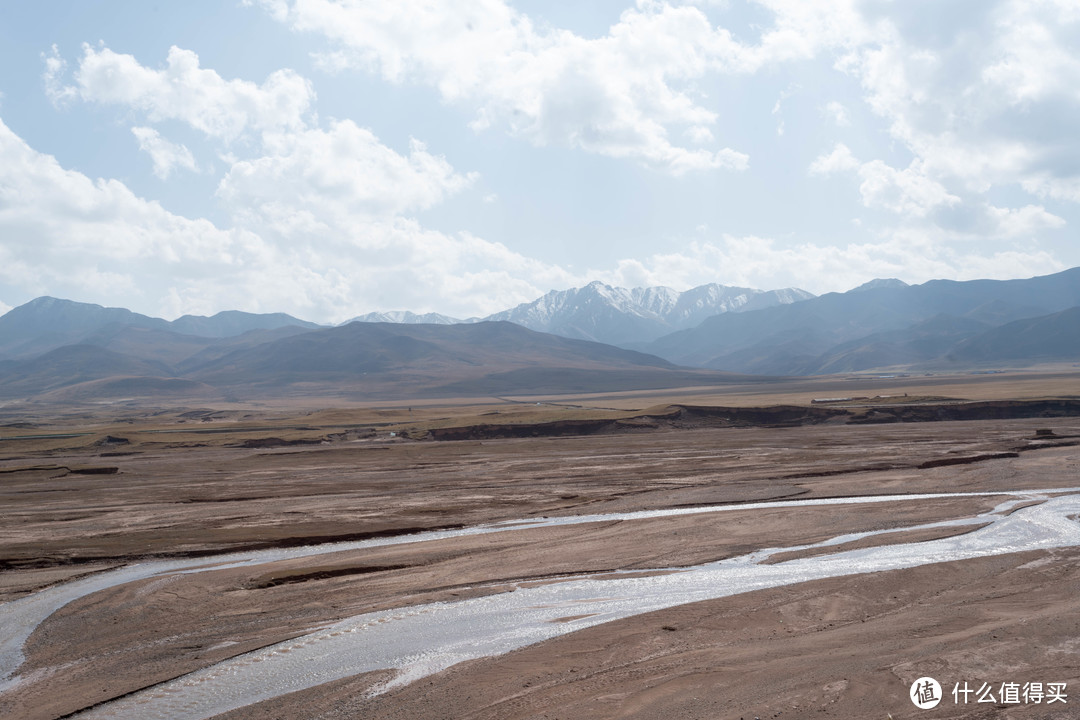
[1,371,1079,718]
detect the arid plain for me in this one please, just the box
[2,368,1080,720]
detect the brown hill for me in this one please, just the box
[186,321,753,399]
[0,345,175,398]
[34,376,223,403]
[0,321,756,402]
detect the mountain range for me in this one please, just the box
[0,298,749,401]
[0,296,320,361]
[481,281,815,345]
[644,267,1080,374]
[338,281,816,347]
[1,268,1078,402]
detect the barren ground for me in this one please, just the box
[1,372,1080,719]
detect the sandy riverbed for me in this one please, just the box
[1,417,1079,719]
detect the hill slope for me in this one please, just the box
[187,321,745,398]
[0,345,176,397]
[948,306,1080,364]
[0,319,753,401]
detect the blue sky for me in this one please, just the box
[0,0,1077,322]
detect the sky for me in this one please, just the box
[0,0,1077,323]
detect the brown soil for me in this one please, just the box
[1,405,1079,720]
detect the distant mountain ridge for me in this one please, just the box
[340,310,462,326]
[2,267,1078,402]
[0,318,749,401]
[646,267,1080,374]
[484,281,815,346]
[338,281,816,346]
[0,297,322,360]
[0,279,814,371]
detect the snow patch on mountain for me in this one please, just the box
[486,282,814,346]
[340,311,461,326]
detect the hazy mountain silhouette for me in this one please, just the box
[185,321,742,398]
[647,267,1080,373]
[0,344,174,397]
[2,267,1077,401]
[0,313,751,401]
[0,297,320,360]
[946,306,1080,364]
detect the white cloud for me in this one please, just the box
[856,158,960,216]
[0,101,1065,323]
[823,100,850,126]
[812,143,963,216]
[261,0,751,174]
[131,127,197,179]
[593,233,1065,296]
[833,0,1080,201]
[808,142,859,175]
[811,144,960,218]
[251,0,1080,202]
[980,202,1065,237]
[810,143,1062,237]
[1022,173,1080,203]
[0,299,12,317]
[21,2,1076,322]
[982,2,1080,105]
[58,44,314,142]
[218,121,476,224]
[29,43,593,319]
[0,116,258,275]
[684,125,715,143]
[0,115,579,321]
[42,45,77,107]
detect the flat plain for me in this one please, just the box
[2,367,1080,719]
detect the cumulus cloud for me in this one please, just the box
[809,142,1064,238]
[218,122,476,224]
[248,0,1080,202]
[808,142,859,175]
[258,0,752,174]
[0,117,261,288]
[21,2,1074,321]
[244,0,1080,202]
[811,144,959,217]
[56,44,314,142]
[42,45,77,107]
[978,203,1066,237]
[855,159,960,216]
[834,0,1080,200]
[1021,173,1080,204]
[0,115,577,321]
[28,43,584,319]
[812,140,1062,239]
[131,127,197,179]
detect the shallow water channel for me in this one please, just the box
[3,489,1080,719]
